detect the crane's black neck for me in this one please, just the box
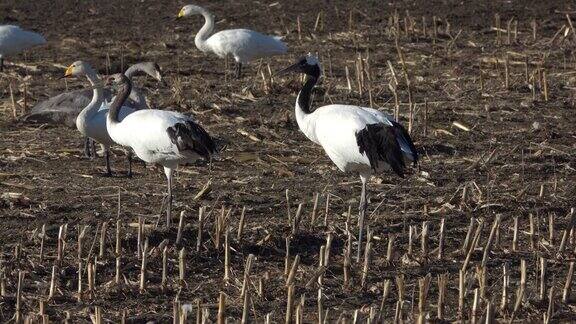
[108,76,132,124]
[297,69,320,114]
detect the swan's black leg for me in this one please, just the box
[104,149,112,176]
[83,138,91,159]
[91,140,97,158]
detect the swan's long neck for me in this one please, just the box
[194,8,215,53]
[76,68,104,133]
[107,78,132,127]
[295,74,319,143]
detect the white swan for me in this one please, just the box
[63,61,136,176]
[26,62,163,128]
[0,25,46,71]
[25,62,164,157]
[177,4,288,78]
[105,73,217,224]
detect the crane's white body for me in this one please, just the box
[296,103,415,175]
[0,25,46,59]
[107,109,203,168]
[281,54,418,262]
[180,5,287,64]
[104,73,217,224]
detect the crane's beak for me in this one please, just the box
[177,9,185,19]
[276,62,301,77]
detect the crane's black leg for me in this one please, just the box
[164,167,173,228]
[0,58,4,72]
[235,62,242,79]
[167,179,172,227]
[126,151,133,178]
[104,149,112,176]
[357,174,369,263]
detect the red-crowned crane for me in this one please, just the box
[278,55,418,261]
[104,73,217,225]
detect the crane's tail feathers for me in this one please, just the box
[166,121,218,160]
[356,124,406,177]
[389,120,419,166]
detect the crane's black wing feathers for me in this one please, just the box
[356,123,406,177]
[166,120,217,159]
[389,120,418,166]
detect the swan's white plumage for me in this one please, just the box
[69,63,134,150]
[179,4,287,65]
[0,25,46,58]
[62,61,138,175]
[205,29,287,63]
[26,62,162,128]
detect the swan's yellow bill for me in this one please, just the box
[177,9,185,18]
[64,65,74,77]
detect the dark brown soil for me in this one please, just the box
[1,0,575,322]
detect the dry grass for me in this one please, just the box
[0,0,575,322]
